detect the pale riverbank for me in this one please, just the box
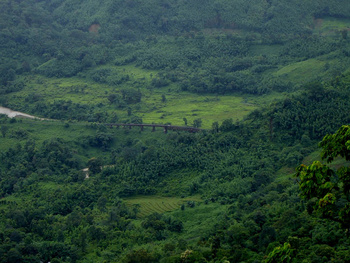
[0,106,38,119]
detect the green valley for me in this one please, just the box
[1,0,350,262]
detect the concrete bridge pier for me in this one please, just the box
[140,126,144,131]
[152,126,156,132]
[164,126,168,134]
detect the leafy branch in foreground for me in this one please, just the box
[296,125,350,229]
[263,242,294,263]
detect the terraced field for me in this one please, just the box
[124,195,202,217]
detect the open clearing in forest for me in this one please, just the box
[274,55,350,85]
[314,17,350,36]
[6,65,287,128]
[274,58,327,83]
[124,195,202,217]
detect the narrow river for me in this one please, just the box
[0,106,39,119]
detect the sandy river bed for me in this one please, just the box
[0,106,39,119]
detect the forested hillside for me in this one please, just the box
[1,0,350,262]
[2,0,350,127]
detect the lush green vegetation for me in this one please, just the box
[2,75,350,262]
[1,0,350,262]
[1,0,350,128]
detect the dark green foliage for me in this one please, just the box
[281,37,341,59]
[0,66,15,86]
[219,118,236,132]
[87,131,114,150]
[1,125,8,137]
[121,88,142,104]
[1,0,350,99]
[36,58,83,77]
[246,81,350,144]
[87,157,103,175]
[88,67,130,85]
[1,0,350,262]
[192,118,202,128]
[123,248,158,263]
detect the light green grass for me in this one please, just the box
[274,58,326,83]
[140,91,258,128]
[120,64,158,81]
[7,65,281,128]
[12,75,112,105]
[124,195,202,217]
[314,17,350,35]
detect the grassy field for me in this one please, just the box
[139,90,259,128]
[274,58,327,83]
[6,65,286,128]
[314,17,350,36]
[124,195,202,217]
[273,53,350,85]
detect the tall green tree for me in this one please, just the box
[296,125,350,229]
[87,157,103,175]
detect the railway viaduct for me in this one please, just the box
[104,123,202,133]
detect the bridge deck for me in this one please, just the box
[104,123,202,133]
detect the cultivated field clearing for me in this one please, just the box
[124,195,202,217]
[7,70,267,128]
